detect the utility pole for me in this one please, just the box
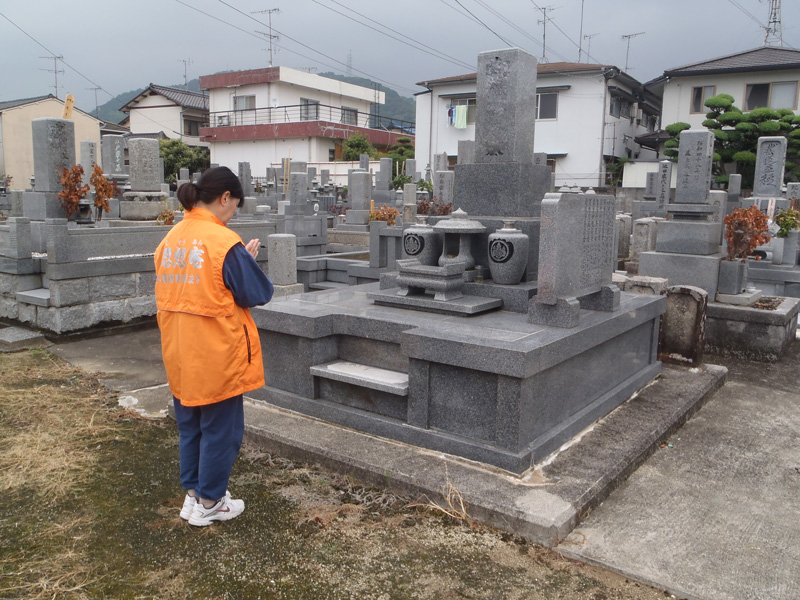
[86,86,101,116]
[346,50,353,76]
[253,8,280,66]
[621,32,645,72]
[537,5,558,63]
[39,55,64,98]
[584,33,599,62]
[178,58,192,90]
[763,0,783,46]
[577,0,585,62]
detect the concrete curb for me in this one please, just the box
[243,363,727,546]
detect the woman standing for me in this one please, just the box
[154,166,273,527]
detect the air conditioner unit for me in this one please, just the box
[217,115,230,127]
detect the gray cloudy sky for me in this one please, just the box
[1,0,798,115]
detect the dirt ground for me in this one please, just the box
[0,349,680,600]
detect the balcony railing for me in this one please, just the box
[205,103,414,133]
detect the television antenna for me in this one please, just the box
[621,32,645,72]
[253,8,280,66]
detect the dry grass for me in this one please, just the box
[0,351,116,499]
[409,467,473,524]
[0,350,116,600]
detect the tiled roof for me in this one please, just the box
[417,63,613,87]
[665,46,800,76]
[120,84,208,112]
[0,94,56,111]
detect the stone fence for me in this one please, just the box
[2,218,277,333]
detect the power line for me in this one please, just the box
[39,54,64,98]
[311,0,474,71]
[443,0,514,46]
[726,0,768,29]
[253,8,280,66]
[528,0,603,65]
[207,0,418,95]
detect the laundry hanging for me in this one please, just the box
[454,105,468,129]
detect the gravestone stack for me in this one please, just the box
[529,192,620,328]
[644,172,657,200]
[100,135,127,180]
[457,140,475,165]
[359,154,370,171]
[340,171,372,231]
[373,157,394,207]
[403,183,417,225]
[632,168,668,220]
[727,173,742,215]
[640,130,730,298]
[121,138,171,220]
[22,118,76,222]
[655,160,673,213]
[454,48,552,218]
[277,171,327,255]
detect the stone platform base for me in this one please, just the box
[250,282,666,473]
[705,296,800,362]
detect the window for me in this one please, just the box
[536,93,558,119]
[300,98,320,121]
[448,97,477,125]
[184,119,200,136]
[745,81,798,110]
[691,86,716,113]
[233,95,255,111]
[643,113,658,132]
[609,96,632,119]
[329,149,336,161]
[341,106,358,125]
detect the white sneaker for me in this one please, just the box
[180,490,231,520]
[180,493,197,520]
[188,494,245,527]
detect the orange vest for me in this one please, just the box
[154,207,265,406]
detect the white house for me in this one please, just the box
[414,62,660,188]
[119,84,209,147]
[650,46,800,130]
[198,66,413,174]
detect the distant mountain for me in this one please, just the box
[92,79,202,125]
[318,72,415,124]
[92,73,415,126]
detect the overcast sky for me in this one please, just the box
[2,0,798,116]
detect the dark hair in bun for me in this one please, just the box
[176,166,244,211]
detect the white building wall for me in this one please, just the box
[661,69,800,129]
[210,136,340,175]
[128,94,182,138]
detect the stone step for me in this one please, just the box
[0,326,50,352]
[16,288,50,307]
[309,281,350,291]
[310,360,408,396]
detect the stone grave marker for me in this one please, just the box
[530,192,618,327]
[127,139,161,191]
[753,136,787,198]
[79,140,97,187]
[320,169,330,186]
[346,171,371,226]
[533,152,548,166]
[655,160,673,211]
[457,140,475,165]
[433,151,449,174]
[359,154,370,170]
[674,129,715,204]
[434,171,454,207]
[32,118,76,193]
[644,172,657,199]
[101,135,127,177]
[728,174,742,205]
[239,161,253,196]
[404,159,416,178]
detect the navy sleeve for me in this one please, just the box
[222,243,274,308]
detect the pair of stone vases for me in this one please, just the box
[402,217,529,285]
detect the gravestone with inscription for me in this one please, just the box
[753,137,787,197]
[101,135,127,179]
[529,192,619,327]
[644,172,657,200]
[239,161,253,197]
[120,138,171,219]
[79,140,97,188]
[22,118,76,222]
[655,160,672,212]
[640,130,728,298]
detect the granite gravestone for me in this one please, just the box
[79,140,97,188]
[753,136,787,198]
[127,139,161,192]
[655,160,673,212]
[32,118,76,193]
[239,162,253,197]
[728,173,742,206]
[530,192,618,327]
[359,154,370,170]
[435,171,454,207]
[644,172,657,200]
[458,140,475,165]
[346,171,372,226]
[454,48,551,217]
[674,129,715,204]
[433,152,449,174]
[101,135,127,177]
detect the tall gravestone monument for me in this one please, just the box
[454,48,552,217]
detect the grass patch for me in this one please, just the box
[0,348,673,599]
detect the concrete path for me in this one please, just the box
[50,325,170,419]
[560,344,800,600]
[41,324,800,598]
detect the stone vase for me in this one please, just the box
[781,230,800,265]
[770,237,785,265]
[403,216,443,266]
[76,200,94,224]
[717,258,748,295]
[488,220,529,285]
